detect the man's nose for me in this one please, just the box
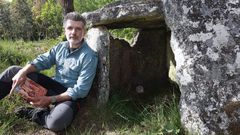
[71,29,76,34]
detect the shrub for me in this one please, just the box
[0,1,11,39]
[32,0,63,39]
[74,0,118,13]
[10,0,33,40]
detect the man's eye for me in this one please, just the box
[76,28,81,31]
[67,27,73,30]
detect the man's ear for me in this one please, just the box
[83,29,87,36]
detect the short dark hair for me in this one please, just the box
[63,12,86,27]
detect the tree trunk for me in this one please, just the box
[58,0,74,15]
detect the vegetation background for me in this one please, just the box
[0,0,183,134]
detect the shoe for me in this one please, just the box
[14,106,49,126]
[14,106,35,120]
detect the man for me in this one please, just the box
[0,12,98,131]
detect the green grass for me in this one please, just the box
[65,92,183,135]
[0,39,58,75]
[0,39,58,134]
[0,40,184,135]
[0,94,38,135]
[65,83,183,135]
[135,96,182,135]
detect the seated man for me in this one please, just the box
[0,11,98,131]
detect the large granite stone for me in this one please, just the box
[85,27,110,106]
[83,0,240,134]
[163,0,240,134]
[82,0,165,29]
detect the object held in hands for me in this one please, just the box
[15,78,47,99]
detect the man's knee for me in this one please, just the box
[4,65,22,75]
[0,65,22,82]
[6,65,22,70]
[46,118,71,131]
[45,102,75,131]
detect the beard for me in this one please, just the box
[68,37,83,47]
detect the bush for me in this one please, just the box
[10,0,33,40]
[0,1,11,39]
[74,0,118,13]
[32,0,63,39]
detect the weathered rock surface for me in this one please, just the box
[84,0,169,99]
[82,0,165,29]
[83,0,240,134]
[85,27,110,106]
[163,0,240,134]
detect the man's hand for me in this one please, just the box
[8,64,37,97]
[9,70,27,96]
[28,96,52,108]
[27,91,72,108]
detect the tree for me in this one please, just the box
[33,0,62,39]
[10,0,33,40]
[74,0,117,14]
[0,0,11,39]
[58,0,74,15]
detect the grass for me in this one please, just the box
[0,40,184,135]
[0,94,38,135]
[66,84,183,135]
[0,92,183,135]
[0,39,58,74]
[0,39,58,134]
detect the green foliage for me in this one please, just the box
[32,0,63,39]
[10,0,33,40]
[110,28,139,44]
[0,0,119,40]
[0,1,11,39]
[74,0,118,13]
[0,0,63,40]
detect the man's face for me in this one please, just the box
[64,20,85,47]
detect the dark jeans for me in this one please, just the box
[0,66,80,131]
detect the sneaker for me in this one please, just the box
[14,106,49,126]
[14,106,35,120]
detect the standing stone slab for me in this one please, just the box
[163,0,240,134]
[85,27,110,106]
[82,0,165,29]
